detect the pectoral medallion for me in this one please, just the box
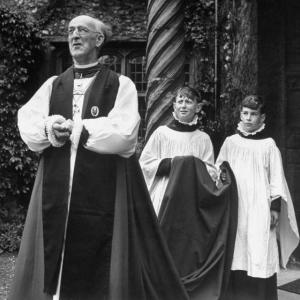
[91,106,99,117]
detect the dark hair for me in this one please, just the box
[240,95,265,114]
[175,86,201,103]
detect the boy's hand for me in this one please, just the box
[270,210,279,230]
[220,169,227,183]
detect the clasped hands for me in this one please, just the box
[52,119,74,143]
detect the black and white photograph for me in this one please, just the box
[0,0,299,299]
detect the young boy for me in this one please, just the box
[140,86,239,300]
[216,95,299,300]
[139,86,216,215]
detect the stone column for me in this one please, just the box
[145,0,185,138]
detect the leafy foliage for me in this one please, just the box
[219,0,257,136]
[184,0,224,150]
[218,8,238,135]
[0,6,43,211]
[184,0,247,140]
[184,0,215,102]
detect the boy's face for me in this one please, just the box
[240,107,265,132]
[173,94,201,123]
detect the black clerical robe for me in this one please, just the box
[8,157,189,300]
[158,156,238,300]
[9,65,189,300]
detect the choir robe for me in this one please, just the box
[139,120,216,215]
[216,130,299,300]
[216,132,299,278]
[8,65,189,300]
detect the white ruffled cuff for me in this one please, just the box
[45,115,66,147]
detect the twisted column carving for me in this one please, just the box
[145,0,185,138]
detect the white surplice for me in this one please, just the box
[139,125,216,215]
[216,134,299,278]
[18,69,140,299]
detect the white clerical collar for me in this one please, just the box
[237,122,265,136]
[172,112,198,126]
[74,61,99,69]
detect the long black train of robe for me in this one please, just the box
[8,156,189,300]
[158,156,238,300]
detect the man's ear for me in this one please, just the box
[261,113,266,123]
[96,33,105,48]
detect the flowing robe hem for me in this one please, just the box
[8,157,189,300]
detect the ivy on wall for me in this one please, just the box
[0,5,43,206]
[219,0,258,136]
[184,0,225,151]
[184,0,215,101]
[219,7,238,135]
[0,5,45,252]
[184,0,247,140]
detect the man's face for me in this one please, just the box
[68,16,104,65]
[173,93,201,123]
[240,107,265,132]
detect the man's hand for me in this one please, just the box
[270,210,279,230]
[52,119,73,143]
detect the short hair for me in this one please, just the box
[175,86,201,103]
[69,15,113,44]
[240,95,265,114]
[94,19,112,44]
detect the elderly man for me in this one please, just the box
[8,15,189,300]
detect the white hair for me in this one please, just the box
[94,19,113,43]
[69,15,113,44]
